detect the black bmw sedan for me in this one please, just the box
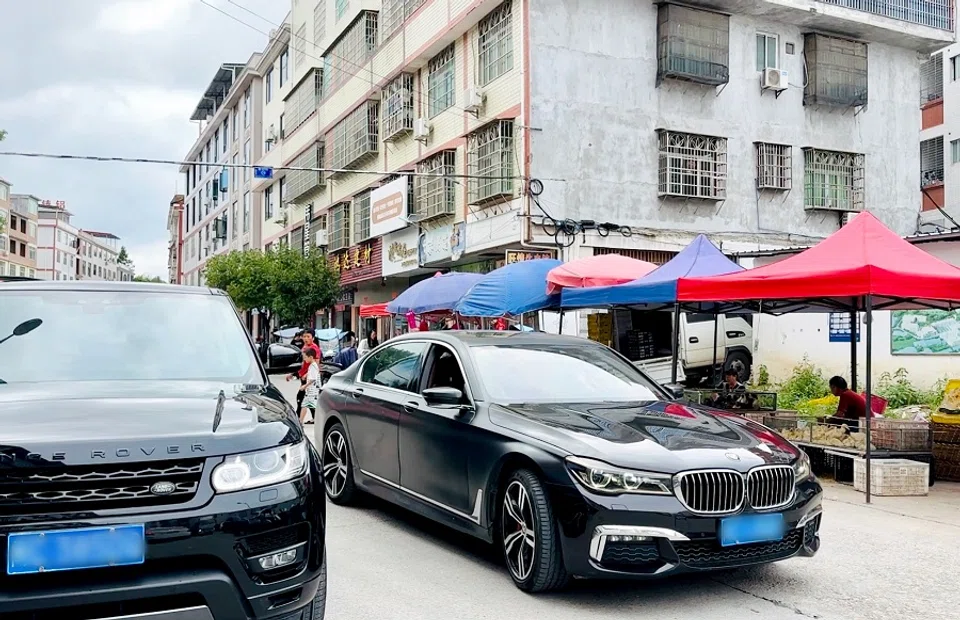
[317,331,822,592]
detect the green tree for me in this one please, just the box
[133,275,164,283]
[205,249,274,313]
[0,129,6,141]
[268,246,341,326]
[117,246,133,267]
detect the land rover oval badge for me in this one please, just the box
[150,481,177,496]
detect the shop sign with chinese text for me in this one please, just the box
[505,249,556,264]
[382,226,419,276]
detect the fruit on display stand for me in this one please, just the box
[780,424,872,450]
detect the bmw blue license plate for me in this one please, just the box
[7,524,146,575]
[719,514,785,547]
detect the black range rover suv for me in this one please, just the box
[0,281,326,620]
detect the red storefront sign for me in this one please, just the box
[329,238,383,286]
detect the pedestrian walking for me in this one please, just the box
[286,328,321,415]
[298,347,320,425]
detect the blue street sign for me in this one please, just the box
[253,166,274,179]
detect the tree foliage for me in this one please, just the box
[0,129,6,141]
[133,274,164,283]
[205,247,341,326]
[117,246,133,267]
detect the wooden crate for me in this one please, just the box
[854,458,929,496]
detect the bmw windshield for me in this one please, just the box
[0,288,262,384]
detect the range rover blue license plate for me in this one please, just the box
[719,514,785,547]
[7,524,146,575]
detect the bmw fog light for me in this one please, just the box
[257,548,299,570]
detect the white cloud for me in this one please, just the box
[127,238,170,280]
[96,0,194,34]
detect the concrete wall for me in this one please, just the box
[528,0,923,245]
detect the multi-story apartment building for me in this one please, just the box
[167,193,185,284]
[4,193,39,279]
[179,53,267,288]
[253,0,952,336]
[37,203,78,281]
[77,230,123,281]
[918,45,960,232]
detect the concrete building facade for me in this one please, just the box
[37,203,78,281]
[4,192,39,279]
[77,230,123,281]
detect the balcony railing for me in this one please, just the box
[821,0,954,31]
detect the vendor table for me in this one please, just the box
[795,442,936,487]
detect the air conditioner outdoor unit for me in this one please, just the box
[413,118,431,142]
[761,68,788,91]
[315,230,328,247]
[463,88,484,113]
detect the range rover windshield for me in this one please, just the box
[0,289,261,384]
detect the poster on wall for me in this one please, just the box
[891,309,960,355]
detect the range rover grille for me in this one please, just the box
[0,459,205,514]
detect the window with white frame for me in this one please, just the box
[287,142,325,202]
[264,186,274,220]
[415,151,457,220]
[329,202,351,251]
[232,154,239,190]
[280,48,289,86]
[243,192,251,233]
[353,191,372,242]
[265,68,273,103]
[951,138,960,164]
[802,148,864,212]
[756,33,778,70]
[231,202,238,239]
[428,44,455,118]
[326,12,378,92]
[232,107,238,140]
[314,1,327,49]
[336,0,349,21]
[381,0,426,41]
[755,143,791,190]
[294,24,307,69]
[329,101,380,171]
[382,73,414,141]
[243,140,251,182]
[477,1,513,86]
[243,89,251,127]
[284,68,322,136]
[467,120,515,204]
[656,130,728,200]
[221,119,229,153]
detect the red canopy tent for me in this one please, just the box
[359,303,390,318]
[546,254,657,295]
[677,211,960,502]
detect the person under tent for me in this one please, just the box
[823,375,867,432]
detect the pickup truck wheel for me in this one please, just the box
[725,351,751,383]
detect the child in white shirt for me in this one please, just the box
[298,347,320,425]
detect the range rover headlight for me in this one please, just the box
[793,451,812,483]
[212,441,308,493]
[565,456,673,495]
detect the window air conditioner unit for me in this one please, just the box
[413,118,431,142]
[761,68,788,92]
[463,88,484,113]
[315,229,328,247]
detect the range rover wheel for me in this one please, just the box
[303,551,327,620]
[500,469,569,592]
[322,423,357,505]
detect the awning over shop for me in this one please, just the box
[455,258,562,317]
[677,212,960,312]
[359,303,390,318]
[385,271,485,315]
[559,235,742,309]
[545,254,657,295]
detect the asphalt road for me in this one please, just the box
[272,378,959,620]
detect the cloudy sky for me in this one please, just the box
[0,0,289,279]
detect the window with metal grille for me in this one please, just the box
[329,202,351,251]
[336,0,349,21]
[382,174,416,215]
[478,1,513,86]
[329,101,380,171]
[381,0,426,41]
[326,12,378,93]
[382,73,414,141]
[284,68,322,136]
[415,150,457,220]
[353,191,372,242]
[287,142,326,202]
[428,44,456,118]
[755,143,792,190]
[294,24,307,69]
[467,120,514,204]
[802,148,864,212]
[921,53,944,104]
[803,34,867,107]
[657,4,729,86]
[820,0,952,31]
[314,2,326,50]
[657,130,727,200]
[921,137,944,187]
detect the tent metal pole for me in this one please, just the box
[712,313,720,384]
[849,309,858,392]
[864,295,873,504]
[671,303,681,384]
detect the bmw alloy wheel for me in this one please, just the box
[322,430,349,498]
[502,480,536,582]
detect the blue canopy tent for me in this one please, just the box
[558,235,744,384]
[454,258,562,317]
[386,272,485,315]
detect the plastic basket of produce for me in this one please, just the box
[869,419,931,451]
[854,458,929,496]
[780,422,871,451]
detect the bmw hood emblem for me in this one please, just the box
[150,481,177,496]
[725,452,741,461]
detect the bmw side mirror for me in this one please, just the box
[423,387,465,408]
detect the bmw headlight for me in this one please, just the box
[793,451,812,483]
[211,441,308,493]
[565,456,673,495]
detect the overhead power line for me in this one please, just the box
[0,149,562,182]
